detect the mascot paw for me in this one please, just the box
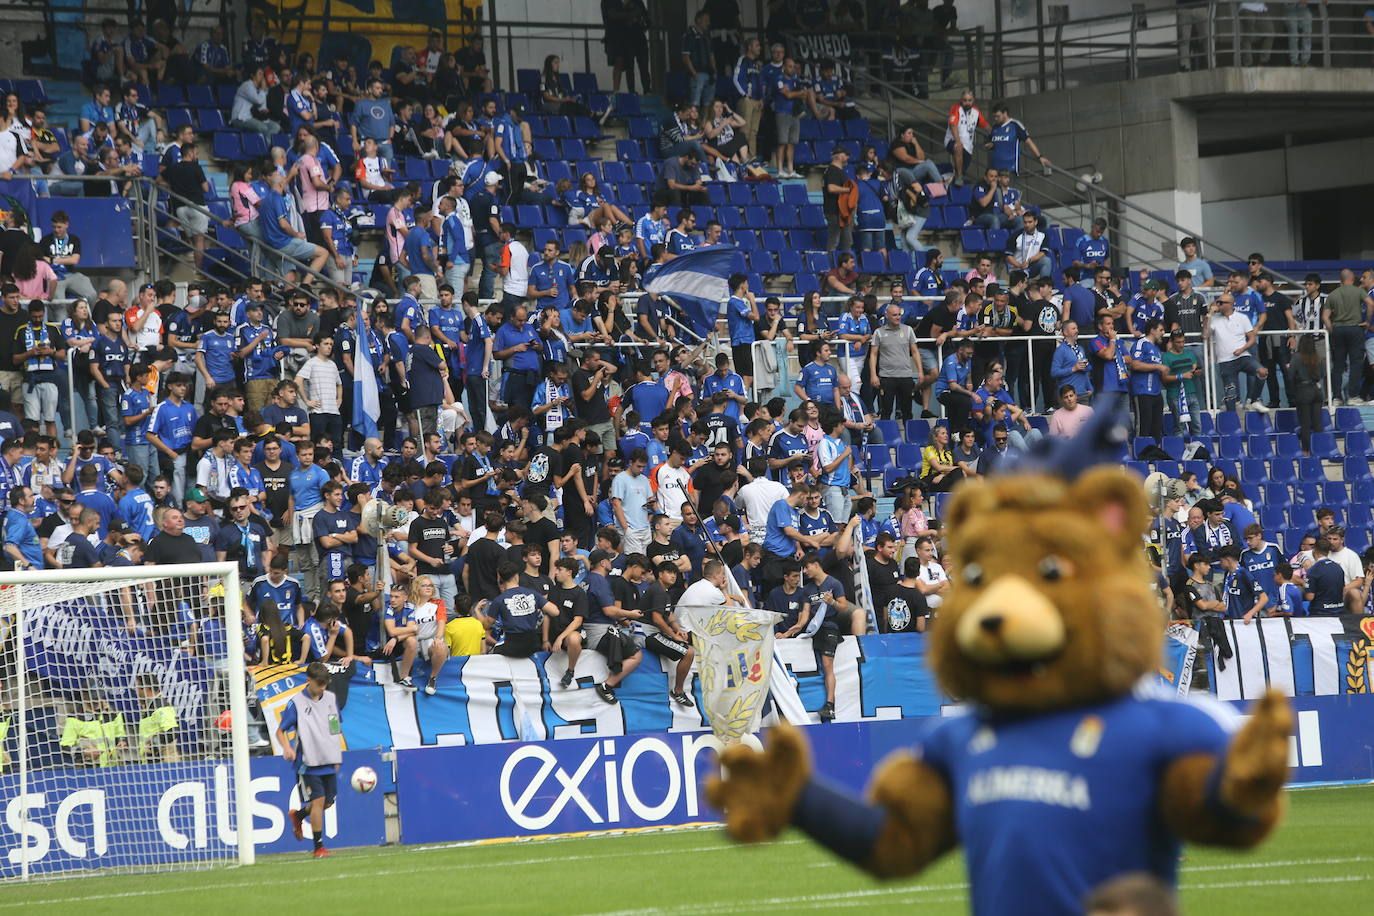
[705,723,812,843]
[1222,689,1293,815]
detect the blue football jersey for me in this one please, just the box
[917,684,1238,916]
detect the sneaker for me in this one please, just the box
[289,809,304,841]
[559,669,575,688]
[312,847,332,859]
[818,701,835,722]
[398,676,416,691]
[595,683,619,704]
[598,105,614,126]
[1248,400,1271,413]
[424,680,437,696]
[1350,397,1368,407]
[670,689,695,708]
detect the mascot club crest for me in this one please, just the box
[1345,617,1374,694]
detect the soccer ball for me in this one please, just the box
[350,766,378,793]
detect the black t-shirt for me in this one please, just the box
[343,586,376,652]
[866,553,901,613]
[571,368,611,423]
[92,297,120,328]
[693,462,738,516]
[701,413,738,449]
[465,536,506,601]
[408,513,453,574]
[561,445,594,520]
[610,575,641,615]
[36,513,68,542]
[719,538,744,569]
[880,582,928,633]
[256,460,291,523]
[164,160,208,205]
[145,531,204,565]
[822,164,847,217]
[646,538,685,572]
[917,304,958,351]
[548,584,587,635]
[519,572,552,602]
[1262,291,1292,336]
[524,446,562,496]
[523,517,561,575]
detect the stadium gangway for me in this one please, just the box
[853,69,1302,290]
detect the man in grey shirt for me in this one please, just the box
[868,304,922,421]
[276,293,321,376]
[1322,268,1369,405]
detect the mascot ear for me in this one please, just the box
[1066,467,1151,556]
[943,478,999,538]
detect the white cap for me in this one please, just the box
[484,172,502,186]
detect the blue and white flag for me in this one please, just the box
[642,244,747,340]
[353,297,381,441]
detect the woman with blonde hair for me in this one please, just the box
[405,575,450,695]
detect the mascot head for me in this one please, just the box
[927,399,1161,712]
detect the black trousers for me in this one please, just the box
[1259,338,1291,406]
[1134,393,1164,443]
[939,390,973,432]
[878,375,916,421]
[1294,390,1323,454]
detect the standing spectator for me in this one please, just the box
[121,363,156,486]
[870,304,923,421]
[1165,268,1207,349]
[237,301,284,414]
[408,325,448,442]
[90,309,128,435]
[39,211,98,303]
[822,146,855,252]
[1128,318,1170,442]
[943,88,988,185]
[1177,237,1214,287]
[1162,330,1202,437]
[731,38,765,157]
[1321,268,1365,405]
[146,374,198,500]
[1237,2,1275,66]
[471,173,504,300]
[350,78,397,160]
[1290,334,1327,456]
[771,58,807,178]
[1,287,39,418]
[14,302,64,440]
[1294,273,1325,333]
[493,303,541,409]
[1089,311,1131,399]
[161,143,212,270]
[1209,292,1269,413]
[986,100,1051,175]
[683,9,716,110]
[498,223,531,307]
[294,133,332,247]
[296,335,343,447]
[611,449,654,554]
[934,339,977,429]
[603,0,652,94]
[408,488,460,609]
[1051,320,1093,401]
[1255,272,1296,408]
[1178,0,1212,71]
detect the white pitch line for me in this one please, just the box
[1183,855,1371,873]
[594,882,974,916]
[1182,874,1371,891]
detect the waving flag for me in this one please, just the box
[353,297,381,441]
[642,244,747,340]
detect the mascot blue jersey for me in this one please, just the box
[917,683,1238,916]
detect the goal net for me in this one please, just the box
[0,562,254,880]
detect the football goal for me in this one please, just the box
[0,562,254,879]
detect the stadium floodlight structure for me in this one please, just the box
[0,562,254,880]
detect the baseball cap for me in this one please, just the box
[1143,279,1165,291]
[484,171,502,186]
[588,548,610,568]
[185,486,209,503]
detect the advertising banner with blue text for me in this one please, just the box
[0,750,386,877]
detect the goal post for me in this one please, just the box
[0,562,254,879]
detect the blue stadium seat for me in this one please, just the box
[628,162,656,183]
[1344,455,1372,481]
[531,137,558,160]
[1155,461,1181,479]
[601,161,628,183]
[933,492,953,519]
[212,133,241,160]
[1310,432,1339,460]
[1346,527,1370,554]
[241,133,269,159]
[726,183,752,206]
[798,206,826,229]
[1293,482,1320,507]
[1272,409,1299,433]
[947,184,973,206]
[734,229,758,251]
[1240,458,1267,483]
[1243,412,1272,435]
[544,160,573,184]
[743,205,768,227]
[888,250,914,275]
[1281,528,1304,553]
[516,69,541,97]
[1321,482,1349,508]
[167,108,195,130]
[1260,506,1288,532]
[776,249,802,273]
[516,205,544,226]
[1346,431,1371,456]
[794,273,820,294]
[882,467,905,492]
[572,72,600,95]
[1125,461,1150,478]
[873,420,899,443]
[717,208,741,230]
[1245,435,1273,459]
[748,250,776,274]
[1217,435,1244,461]
[1350,504,1374,528]
[781,183,811,207]
[612,93,642,116]
[1160,436,1184,458]
[617,183,646,208]
[198,109,226,133]
[904,419,931,444]
[859,251,885,274]
[1260,483,1291,509]
[1131,437,1156,458]
[1335,406,1364,432]
[561,139,588,160]
[895,443,922,468]
[1197,413,1215,436]
[960,228,987,252]
[185,85,214,108]
[616,139,643,161]
[543,116,571,137]
[986,229,1010,251]
[1215,412,1242,436]
[563,227,588,248]
[533,228,558,249]
[805,252,832,273]
[155,84,185,107]
[628,117,655,140]
[1273,433,1302,459]
[759,229,785,251]
[754,184,782,207]
[866,445,893,471]
[1298,457,1326,482]
[1268,458,1299,484]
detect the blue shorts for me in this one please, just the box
[298,771,338,807]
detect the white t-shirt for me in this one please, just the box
[1330,546,1364,585]
[1208,311,1253,364]
[652,463,693,519]
[736,478,791,539]
[917,560,949,609]
[133,308,162,351]
[678,578,727,617]
[503,239,530,296]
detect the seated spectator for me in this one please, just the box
[540,54,589,117]
[562,171,631,230]
[352,137,398,203]
[40,210,99,303]
[1007,211,1052,280]
[114,84,161,153]
[970,167,1010,230]
[444,101,485,160]
[92,146,139,197]
[890,124,943,186]
[231,66,279,137]
[120,20,164,88]
[53,135,98,197]
[194,25,236,83]
[86,18,123,86]
[79,85,116,137]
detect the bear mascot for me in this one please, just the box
[706,407,1291,915]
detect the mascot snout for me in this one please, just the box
[955,575,1066,665]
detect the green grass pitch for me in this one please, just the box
[5,785,1370,914]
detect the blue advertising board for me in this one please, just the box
[0,749,387,877]
[396,693,1374,846]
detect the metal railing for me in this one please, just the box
[993,2,1367,97]
[853,68,1299,288]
